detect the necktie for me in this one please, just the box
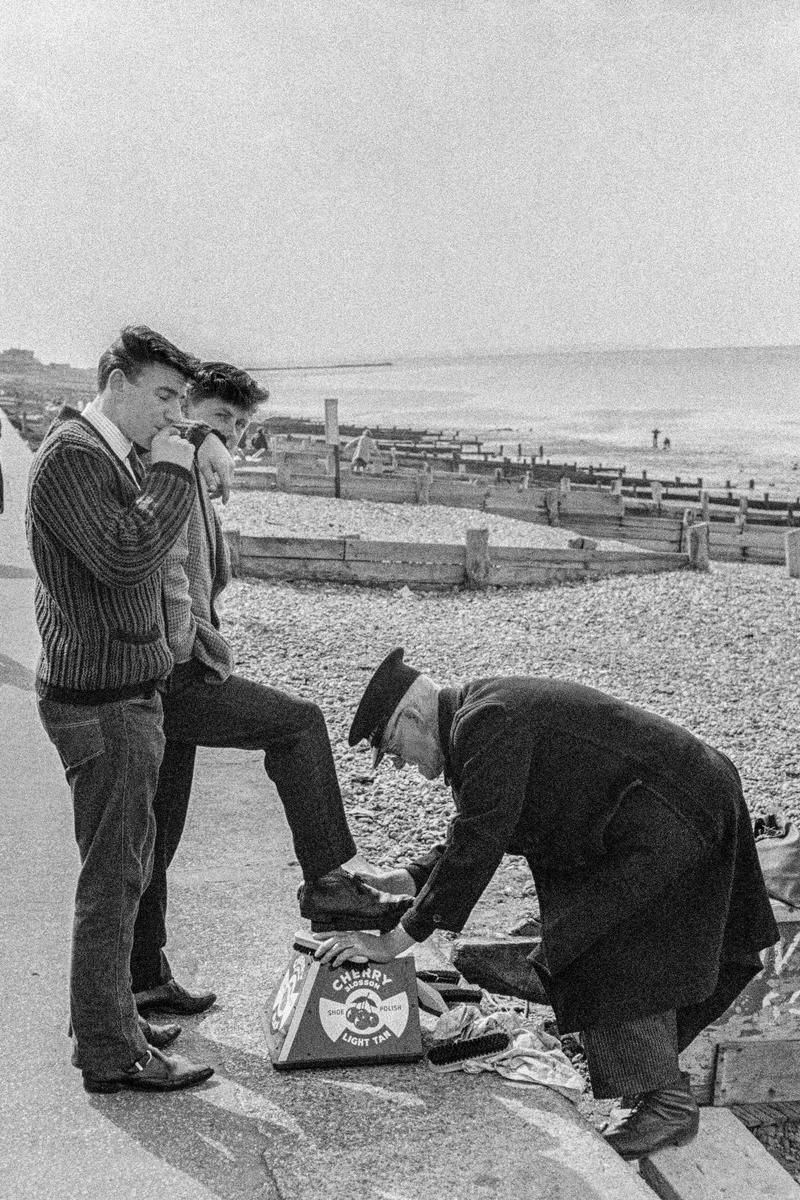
[127,447,145,487]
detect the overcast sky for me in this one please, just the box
[1,0,799,366]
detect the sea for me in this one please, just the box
[249,344,800,497]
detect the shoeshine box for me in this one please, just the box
[264,934,423,1070]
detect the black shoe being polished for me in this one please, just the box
[134,978,217,1016]
[82,1046,214,1095]
[604,1079,699,1160]
[298,867,413,933]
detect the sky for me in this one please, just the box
[1,0,799,366]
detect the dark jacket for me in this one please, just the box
[402,677,778,1030]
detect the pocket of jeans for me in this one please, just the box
[49,718,106,770]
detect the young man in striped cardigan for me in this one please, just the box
[26,326,233,1094]
[131,363,412,1018]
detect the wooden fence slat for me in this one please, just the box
[239,535,346,560]
[344,538,465,564]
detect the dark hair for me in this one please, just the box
[185,361,269,416]
[97,325,198,392]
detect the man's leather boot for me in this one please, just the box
[604,1074,699,1160]
[298,868,413,932]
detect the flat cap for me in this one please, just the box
[348,647,420,763]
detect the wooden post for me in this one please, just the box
[276,461,292,490]
[522,471,531,490]
[688,521,710,571]
[651,480,663,508]
[786,529,800,578]
[737,497,748,534]
[416,465,432,505]
[324,397,341,499]
[611,478,623,497]
[697,491,708,523]
[226,528,241,576]
[465,528,490,589]
[559,474,571,495]
[681,508,696,554]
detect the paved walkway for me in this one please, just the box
[0,411,652,1200]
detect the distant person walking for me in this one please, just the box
[345,428,379,473]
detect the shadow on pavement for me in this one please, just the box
[0,650,36,689]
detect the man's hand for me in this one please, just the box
[196,435,235,504]
[314,925,417,969]
[150,428,196,472]
[357,868,417,898]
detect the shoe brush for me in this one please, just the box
[427,1031,510,1072]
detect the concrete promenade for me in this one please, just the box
[0,411,652,1200]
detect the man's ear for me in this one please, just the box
[107,368,126,396]
[404,705,426,731]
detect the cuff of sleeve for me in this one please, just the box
[150,461,194,482]
[400,908,437,943]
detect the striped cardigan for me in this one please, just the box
[26,407,196,702]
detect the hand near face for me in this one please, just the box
[150,427,196,472]
[196,434,235,504]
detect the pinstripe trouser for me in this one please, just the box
[581,1010,683,1098]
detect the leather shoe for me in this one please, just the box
[604,1078,699,1160]
[139,1018,181,1049]
[298,867,413,933]
[452,938,548,1003]
[82,1045,214,1094]
[134,978,217,1016]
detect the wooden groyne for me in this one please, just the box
[224,528,690,590]
[234,461,800,569]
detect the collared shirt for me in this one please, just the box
[81,399,138,485]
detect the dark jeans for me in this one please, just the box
[130,668,357,991]
[38,693,164,1073]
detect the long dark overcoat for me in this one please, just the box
[402,677,778,1033]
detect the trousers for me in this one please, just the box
[130,666,357,990]
[38,693,163,1072]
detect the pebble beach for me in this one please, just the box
[219,486,800,942]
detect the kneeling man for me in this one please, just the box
[317,649,778,1160]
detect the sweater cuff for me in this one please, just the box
[149,460,194,482]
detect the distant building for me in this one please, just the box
[0,348,41,372]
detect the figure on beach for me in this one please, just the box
[317,647,778,1162]
[345,427,379,473]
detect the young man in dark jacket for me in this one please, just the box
[130,364,412,1018]
[317,648,778,1160]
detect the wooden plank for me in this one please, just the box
[232,468,272,491]
[239,535,345,560]
[343,538,465,564]
[730,1102,800,1128]
[240,558,358,583]
[640,1107,800,1199]
[239,557,464,586]
[711,528,786,549]
[339,560,464,585]
[714,1039,800,1105]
